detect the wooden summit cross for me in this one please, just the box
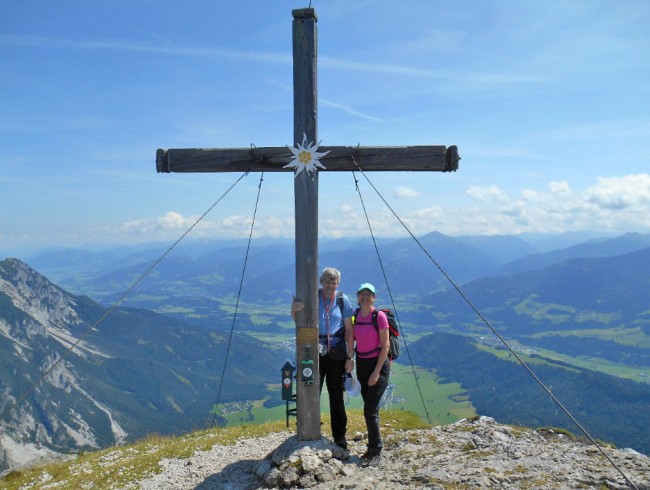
[155,8,459,441]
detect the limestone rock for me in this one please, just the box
[137,417,650,490]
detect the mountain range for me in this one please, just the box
[423,243,650,370]
[2,231,650,471]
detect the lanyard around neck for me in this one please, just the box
[322,290,336,317]
[322,290,336,349]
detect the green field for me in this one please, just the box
[215,360,476,428]
[478,340,650,383]
[529,326,650,348]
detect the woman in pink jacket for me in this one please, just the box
[353,282,390,467]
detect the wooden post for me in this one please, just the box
[154,7,459,443]
[292,7,320,441]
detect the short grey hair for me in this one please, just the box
[320,267,341,283]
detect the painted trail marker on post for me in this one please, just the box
[155,8,459,441]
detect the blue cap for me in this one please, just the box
[357,283,376,294]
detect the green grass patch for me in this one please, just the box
[318,362,476,425]
[157,306,196,314]
[476,343,581,373]
[0,410,427,490]
[574,310,619,325]
[386,363,476,423]
[513,297,575,324]
[210,360,476,430]
[244,331,293,343]
[478,340,650,382]
[530,326,650,348]
[0,421,291,490]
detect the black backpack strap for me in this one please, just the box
[354,308,380,332]
[354,308,382,357]
[337,291,344,316]
[371,310,379,333]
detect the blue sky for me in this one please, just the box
[2,0,649,257]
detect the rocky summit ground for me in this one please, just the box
[130,417,649,490]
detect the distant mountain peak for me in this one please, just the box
[0,258,87,354]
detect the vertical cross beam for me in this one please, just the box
[155,8,459,443]
[292,8,320,441]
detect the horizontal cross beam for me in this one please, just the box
[156,145,459,173]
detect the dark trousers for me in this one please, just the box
[356,357,390,453]
[319,353,347,441]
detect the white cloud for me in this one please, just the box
[319,98,383,122]
[549,180,571,195]
[116,212,194,235]
[157,211,187,229]
[98,211,294,241]
[47,174,650,250]
[173,174,650,240]
[466,185,509,203]
[394,186,420,199]
[583,174,650,210]
[337,174,650,238]
[520,189,542,201]
[450,174,650,235]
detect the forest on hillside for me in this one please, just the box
[409,332,650,455]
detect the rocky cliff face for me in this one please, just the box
[0,258,126,473]
[0,258,281,474]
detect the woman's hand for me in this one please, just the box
[368,370,380,386]
[291,297,304,320]
[345,358,354,373]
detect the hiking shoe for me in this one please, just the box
[360,449,377,458]
[360,449,380,461]
[364,452,382,467]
